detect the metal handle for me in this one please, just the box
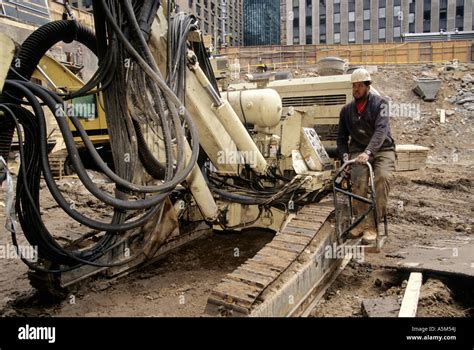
[333,159,378,240]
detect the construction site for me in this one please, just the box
[0,1,473,336]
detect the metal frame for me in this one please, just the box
[333,159,388,250]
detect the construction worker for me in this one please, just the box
[337,68,396,244]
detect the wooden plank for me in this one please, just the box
[398,272,423,317]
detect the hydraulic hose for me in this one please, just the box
[6,20,97,81]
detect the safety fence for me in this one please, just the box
[222,40,474,70]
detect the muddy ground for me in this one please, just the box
[0,63,473,317]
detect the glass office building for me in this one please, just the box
[244,0,280,46]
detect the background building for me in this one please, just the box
[243,0,280,46]
[0,0,50,25]
[176,0,243,47]
[285,0,474,45]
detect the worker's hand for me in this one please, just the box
[355,152,370,164]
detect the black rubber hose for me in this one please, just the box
[5,80,163,232]
[2,20,97,163]
[15,81,171,211]
[7,20,97,81]
[132,118,166,180]
[2,102,164,268]
[0,118,15,161]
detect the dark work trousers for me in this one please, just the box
[350,150,396,231]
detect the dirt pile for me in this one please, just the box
[372,62,474,166]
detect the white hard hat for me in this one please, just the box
[351,68,371,83]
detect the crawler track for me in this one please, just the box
[206,201,342,316]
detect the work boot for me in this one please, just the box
[361,229,377,245]
[347,224,365,239]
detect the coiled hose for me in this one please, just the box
[0,20,97,162]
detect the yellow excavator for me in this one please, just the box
[29,54,109,176]
[0,1,383,317]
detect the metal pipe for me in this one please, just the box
[189,59,268,174]
[183,138,219,221]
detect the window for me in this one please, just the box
[379,28,386,39]
[423,0,431,32]
[364,30,370,41]
[349,12,355,22]
[440,0,447,31]
[349,22,355,31]
[334,3,340,13]
[363,0,370,10]
[409,0,416,33]
[320,34,326,43]
[334,23,341,32]
[394,6,401,17]
[364,9,370,20]
[394,26,401,37]
[456,0,464,31]
[188,0,193,8]
[320,15,326,34]
[334,33,341,43]
[319,0,326,20]
[348,0,355,12]
[379,18,386,28]
[334,13,341,23]
[379,0,386,7]
[379,8,386,18]
[364,20,370,30]
[349,31,355,42]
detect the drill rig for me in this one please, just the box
[0,1,379,316]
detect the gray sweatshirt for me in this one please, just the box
[337,92,395,157]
